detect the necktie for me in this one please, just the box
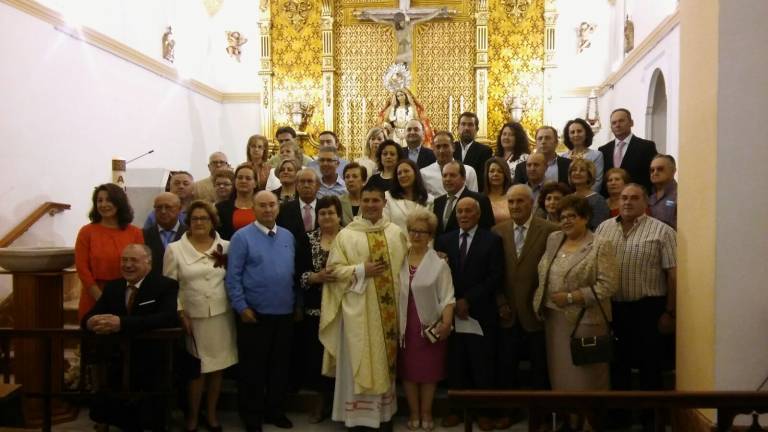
[126,284,138,314]
[268,230,275,237]
[614,140,625,168]
[514,225,526,256]
[443,195,456,227]
[459,232,469,268]
[303,204,313,232]
[160,230,174,248]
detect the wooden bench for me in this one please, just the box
[0,383,24,427]
[448,390,768,432]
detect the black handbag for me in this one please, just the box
[569,285,616,366]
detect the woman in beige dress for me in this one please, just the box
[164,200,238,432]
[482,157,513,224]
[533,195,617,431]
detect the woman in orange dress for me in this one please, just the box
[75,183,144,319]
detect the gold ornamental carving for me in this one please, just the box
[333,15,396,160]
[413,19,476,134]
[283,0,313,27]
[502,0,532,20]
[272,0,324,135]
[487,0,544,140]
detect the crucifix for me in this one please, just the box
[355,0,454,66]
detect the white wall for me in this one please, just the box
[0,2,260,295]
[596,25,680,158]
[35,0,263,91]
[714,0,768,391]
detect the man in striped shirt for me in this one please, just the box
[595,183,677,396]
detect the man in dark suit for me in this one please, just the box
[435,197,504,430]
[453,112,493,188]
[432,161,495,236]
[143,192,187,278]
[490,184,559,429]
[276,168,320,239]
[81,244,179,432]
[404,119,436,169]
[598,108,658,195]
[513,126,571,185]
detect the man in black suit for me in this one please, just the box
[432,161,495,236]
[143,192,187,278]
[435,197,504,430]
[453,112,493,188]
[598,108,658,195]
[82,244,179,432]
[276,168,320,239]
[513,126,571,185]
[404,119,436,169]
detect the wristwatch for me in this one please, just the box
[566,292,574,305]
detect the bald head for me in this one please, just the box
[525,152,547,184]
[405,119,425,149]
[153,192,181,230]
[253,190,279,228]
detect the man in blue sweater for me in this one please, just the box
[226,190,297,432]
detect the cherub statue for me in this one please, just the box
[225,31,248,62]
[577,22,597,53]
[162,26,175,63]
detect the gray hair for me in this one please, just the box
[318,146,339,156]
[123,244,153,262]
[297,168,319,182]
[507,183,533,199]
[406,208,438,237]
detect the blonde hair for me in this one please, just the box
[406,208,438,237]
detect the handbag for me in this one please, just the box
[424,319,450,343]
[569,285,616,366]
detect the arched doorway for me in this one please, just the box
[645,68,668,153]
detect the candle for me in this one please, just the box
[460,96,465,114]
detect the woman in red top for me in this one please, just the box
[215,163,257,240]
[75,183,144,319]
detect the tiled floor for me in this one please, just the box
[46,410,536,432]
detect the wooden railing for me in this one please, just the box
[0,328,182,432]
[449,389,768,432]
[0,201,71,247]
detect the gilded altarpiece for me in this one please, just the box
[271,0,324,135]
[487,0,545,141]
[332,2,396,160]
[413,17,476,135]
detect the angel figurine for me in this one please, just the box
[225,31,248,62]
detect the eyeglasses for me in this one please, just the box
[190,216,211,222]
[317,158,338,163]
[408,229,431,236]
[210,160,229,166]
[560,213,580,221]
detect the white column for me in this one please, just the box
[258,6,274,138]
[475,0,489,139]
[542,0,558,125]
[321,0,335,131]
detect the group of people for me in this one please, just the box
[74,107,678,432]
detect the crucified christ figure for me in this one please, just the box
[356,1,451,66]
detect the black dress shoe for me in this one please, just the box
[266,415,293,429]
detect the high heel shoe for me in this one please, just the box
[421,418,435,431]
[407,418,421,430]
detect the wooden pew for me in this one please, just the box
[448,389,768,432]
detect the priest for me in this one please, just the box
[319,182,408,430]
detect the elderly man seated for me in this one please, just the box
[81,244,179,432]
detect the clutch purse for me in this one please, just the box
[424,319,448,344]
[569,286,616,366]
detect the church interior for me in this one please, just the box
[0,0,767,430]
